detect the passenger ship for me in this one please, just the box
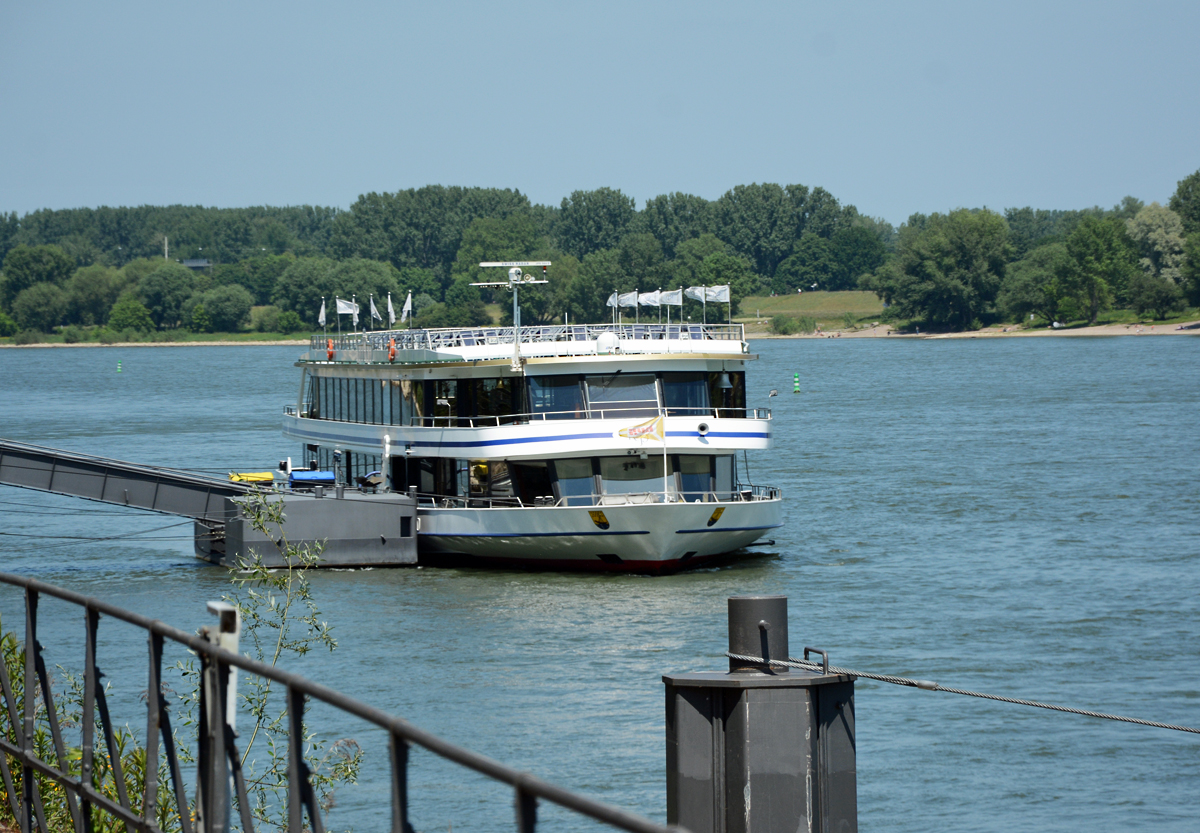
[282,270,781,573]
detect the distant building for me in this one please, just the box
[181,258,211,271]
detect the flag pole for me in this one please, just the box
[321,295,326,338]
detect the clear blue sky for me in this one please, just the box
[2,1,1197,225]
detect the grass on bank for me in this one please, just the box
[737,291,887,334]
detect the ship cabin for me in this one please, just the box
[284,323,775,510]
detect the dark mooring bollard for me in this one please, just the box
[664,595,857,833]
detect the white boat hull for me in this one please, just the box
[416,497,782,573]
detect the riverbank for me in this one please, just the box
[2,320,1198,348]
[747,320,1200,339]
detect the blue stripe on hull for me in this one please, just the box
[421,530,650,538]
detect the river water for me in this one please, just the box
[1,337,1198,832]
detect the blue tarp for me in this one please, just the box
[289,470,336,486]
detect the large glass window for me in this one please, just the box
[714,454,735,499]
[675,455,713,501]
[529,375,585,420]
[600,456,666,497]
[473,378,516,424]
[586,373,659,418]
[550,458,596,505]
[431,379,457,425]
[511,462,553,504]
[662,372,709,416]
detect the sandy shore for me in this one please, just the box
[748,320,1200,339]
[3,322,1198,347]
[0,339,309,348]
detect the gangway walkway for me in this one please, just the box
[0,437,256,521]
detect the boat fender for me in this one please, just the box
[697,422,710,436]
[326,338,334,361]
[388,338,396,363]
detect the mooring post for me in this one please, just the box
[664,595,857,833]
[196,601,240,833]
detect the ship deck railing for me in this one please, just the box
[306,322,746,362]
[287,403,772,426]
[411,483,780,509]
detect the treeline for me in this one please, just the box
[862,175,1200,329]
[2,172,1198,340]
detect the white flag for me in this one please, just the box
[606,291,618,308]
[336,298,357,315]
[370,296,382,321]
[401,291,413,322]
[638,290,661,307]
[618,291,639,308]
[317,299,326,327]
[705,285,730,303]
[387,293,396,325]
[660,288,683,306]
[684,286,706,302]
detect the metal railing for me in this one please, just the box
[414,484,781,509]
[288,405,773,428]
[0,573,680,833]
[309,323,746,358]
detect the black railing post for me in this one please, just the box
[389,732,412,833]
[515,785,537,833]
[287,685,305,833]
[81,607,98,833]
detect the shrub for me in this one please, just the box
[13,329,46,344]
[96,327,119,344]
[277,309,303,333]
[0,309,17,337]
[251,304,281,332]
[61,324,85,343]
[842,312,856,329]
[770,314,817,335]
[108,295,154,333]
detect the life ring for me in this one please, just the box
[326,339,334,361]
[388,338,396,363]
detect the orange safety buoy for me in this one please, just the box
[326,338,334,361]
[388,338,396,363]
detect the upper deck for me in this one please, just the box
[303,322,749,366]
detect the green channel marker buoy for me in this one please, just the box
[117,361,122,373]
[793,372,799,394]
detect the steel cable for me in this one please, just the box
[725,651,1200,735]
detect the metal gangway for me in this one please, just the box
[0,438,256,523]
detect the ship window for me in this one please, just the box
[510,462,552,504]
[600,456,666,496]
[550,458,596,506]
[708,371,746,417]
[473,378,516,424]
[403,379,423,424]
[675,455,713,501]
[431,380,457,425]
[662,372,709,416]
[714,454,735,499]
[586,374,659,419]
[528,375,585,420]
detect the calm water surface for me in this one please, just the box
[1,338,1198,832]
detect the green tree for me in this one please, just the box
[1181,233,1200,305]
[1127,273,1185,319]
[1,244,75,306]
[997,242,1076,324]
[327,258,401,324]
[327,186,530,279]
[828,225,889,290]
[1168,168,1200,236]
[617,233,668,287]
[710,183,798,278]
[190,303,213,333]
[774,233,835,293]
[201,284,254,331]
[449,214,545,288]
[564,248,624,323]
[138,262,195,328]
[395,266,442,301]
[1063,216,1138,322]
[65,264,123,325]
[0,310,17,337]
[699,251,759,316]
[863,209,1012,330]
[635,192,712,258]
[211,254,295,305]
[1125,203,1186,283]
[107,294,155,332]
[668,234,730,286]
[11,283,68,332]
[273,257,335,323]
[556,188,637,259]
[277,309,303,333]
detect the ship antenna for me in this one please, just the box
[474,261,550,372]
